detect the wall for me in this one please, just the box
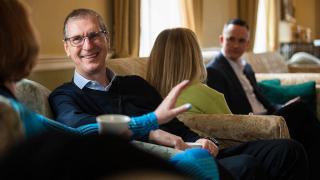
[202,0,237,48]
[24,0,319,89]
[22,0,113,89]
[23,0,113,57]
[315,0,320,39]
[293,0,318,39]
[29,69,74,91]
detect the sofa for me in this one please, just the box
[8,57,290,156]
[0,90,180,159]
[203,50,320,119]
[243,52,320,119]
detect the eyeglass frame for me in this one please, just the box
[63,30,108,47]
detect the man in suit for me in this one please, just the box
[206,18,320,179]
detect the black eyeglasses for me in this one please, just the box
[64,30,107,47]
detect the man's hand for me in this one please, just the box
[195,138,219,157]
[148,129,190,151]
[155,80,191,125]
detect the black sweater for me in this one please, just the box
[49,75,201,142]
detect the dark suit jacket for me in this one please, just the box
[206,53,275,115]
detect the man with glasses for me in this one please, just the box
[50,8,218,154]
[49,10,309,179]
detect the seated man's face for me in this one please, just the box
[64,15,108,78]
[220,24,249,62]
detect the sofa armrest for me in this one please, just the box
[131,140,181,160]
[177,114,290,149]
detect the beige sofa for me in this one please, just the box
[203,50,320,119]
[243,52,320,119]
[106,57,290,148]
[11,57,290,152]
[10,57,290,151]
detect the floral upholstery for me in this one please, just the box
[16,79,53,119]
[14,57,291,152]
[244,52,289,73]
[106,57,291,148]
[0,96,24,154]
[14,78,180,158]
[178,114,289,149]
[106,57,148,78]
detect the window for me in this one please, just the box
[139,0,183,57]
[254,0,267,53]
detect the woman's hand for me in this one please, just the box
[148,129,190,151]
[154,80,191,125]
[195,138,219,157]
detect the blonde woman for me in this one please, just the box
[146,28,231,114]
[146,28,309,179]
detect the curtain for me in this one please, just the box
[238,0,258,51]
[180,0,203,43]
[113,0,140,58]
[265,0,280,51]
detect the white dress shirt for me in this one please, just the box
[224,54,267,114]
[73,68,116,92]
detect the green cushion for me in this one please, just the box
[258,79,281,86]
[258,79,316,113]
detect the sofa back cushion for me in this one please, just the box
[106,57,149,78]
[244,52,288,73]
[16,79,53,119]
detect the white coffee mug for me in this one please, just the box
[96,114,130,135]
[186,142,203,148]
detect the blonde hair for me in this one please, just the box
[0,0,39,83]
[146,28,206,97]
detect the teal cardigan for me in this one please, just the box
[5,95,158,140]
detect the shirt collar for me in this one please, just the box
[73,68,116,91]
[222,51,246,72]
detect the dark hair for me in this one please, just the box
[226,18,249,30]
[63,8,107,39]
[0,0,39,83]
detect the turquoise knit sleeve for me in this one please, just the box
[10,98,158,140]
[170,148,219,180]
[129,112,159,140]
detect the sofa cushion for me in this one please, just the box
[258,80,316,113]
[106,57,148,78]
[244,52,288,73]
[16,79,53,118]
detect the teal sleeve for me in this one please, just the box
[10,99,158,140]
[129,112,159,140]
[170,148,219,180]
[78,112,159,138]
[9,99,98,138]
